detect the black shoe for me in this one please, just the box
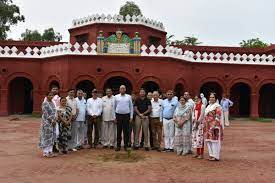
[115,147,121,151]
[133,146,139,150]
[110,146,114,149]
[103,146,108,149]
[161,148,169,152]
[68,149,73,152]
[62,150,68,154]
[169,149,174,152]
[145,147,150,151]
[140,143,144,148]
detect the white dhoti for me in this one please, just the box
[75,121,85,147]
[163,118,175,150]
[206,141,221,160]
[224,111,230,126]
[102,121,116,147]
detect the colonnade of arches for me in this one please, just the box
[3,76,275,118]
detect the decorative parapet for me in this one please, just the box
[72,14,165,32]
[0,43,275,65]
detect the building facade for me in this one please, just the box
[0,14,275,118]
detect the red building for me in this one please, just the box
[0,14,275,118]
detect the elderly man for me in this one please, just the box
[75,90,86,149]
[114,85,133,151]
[66,89,79,151]
[102,88,116,149]
[134,89,152,151]
[220,94,234,127]
[161,90,178,152]
[150,91,163,152]
[86,89,103,148]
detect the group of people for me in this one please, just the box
[39,84,233,162]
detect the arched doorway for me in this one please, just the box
[104,76,133,95]
[49,80,60,90]
[174,83,184,99]
[259,83,275,118]
[8,77,33,114]
[76,80,95,99]
[230,83,251,117]
[200,82,223,102]
[141,81,160,93]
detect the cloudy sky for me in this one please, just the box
[8,0,275,46]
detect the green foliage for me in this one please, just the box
[119,1,142,17]
[166,34,174,45]
[42,28,62,42]
[21,29,42,41]
[173,36,202,46]
[0,0,25,40]
[239,38,268,48]
[21,28,62,41]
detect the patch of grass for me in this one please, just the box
[98,149,145,163]
[250,118,273,123]
[31,112,41,118]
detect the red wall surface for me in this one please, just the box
[0,54,275,117]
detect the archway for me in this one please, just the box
[259,83,275,118]
[200,82,223,102]
[49,80,60,90]
[141,81,160,93]
[8,77,33,114]
[230,83,251,117]
[104,76,133,95]
[174,83,184,99]
[76,80,95,99]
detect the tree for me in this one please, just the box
[42,28,62,42]
[21,29,42,41]
[0,0,25,40]
[21,28,62,41]
[166,34,174,45]
[172,36,202,46]
[239,38,268,48]
[119,1,142,17]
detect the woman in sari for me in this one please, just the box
[56,97,73,154]
[192,96,206,159]
[173,96,192,155]
[39,92,57,158]
[204,93,224,161]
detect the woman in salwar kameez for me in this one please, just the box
[204,93,224,161]
[173,97,192,156]
[192,96,206,159]
[39,92,57,158]
[56,97,73,154]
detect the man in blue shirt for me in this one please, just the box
[160,90,178,152]
[220,94,234,127]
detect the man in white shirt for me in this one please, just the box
[75,90,86,149]
[150,91,163,152]
[102,88,116,149]
[86,89,103,148]
[66,89,79,151]
[114,85,133,151]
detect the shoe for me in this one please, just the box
[62,150,68,154]
[110,146,114,149]
[156,148,161,152]
[145,147,150,151]
[197,155,203,159]
[169,149,174,152]
[115,147,121,151]
[133,146,139,150]
[193,154,199,158]
[151,147,157,150]
[103,146,108,149]
[68,149,73,152]
[161,148,169,152]
[72,148,78,152]
[140,143,144,148]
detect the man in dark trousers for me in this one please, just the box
[114,85,133,151]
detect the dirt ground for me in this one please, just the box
[0,116,274,183]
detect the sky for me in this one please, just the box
[8,0,275,46]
